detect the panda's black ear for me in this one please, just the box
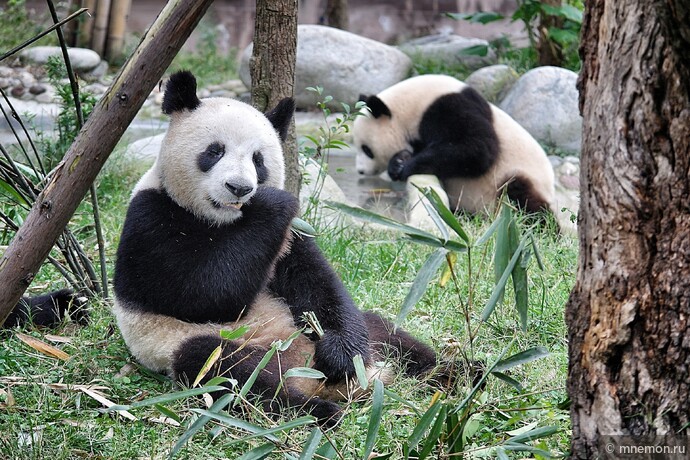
[265,97,295,142]
[366,95,392,119]
[358,94,368,103]
[162,70,201,115]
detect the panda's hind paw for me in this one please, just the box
[305,397,343,429]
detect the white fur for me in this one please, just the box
[353,75,555,214]
[137,97,285,224]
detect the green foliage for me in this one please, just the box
[169,20,238,88]
[447,0,583,71]
[0,0,50,54]
[34,57,97,170]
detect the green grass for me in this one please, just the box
[1,150,576,458]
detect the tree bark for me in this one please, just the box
[0,0,214,326]
[250,0,299,196]
[325,0,349,30]
[567,0,690,457]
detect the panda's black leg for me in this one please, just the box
[172,334,343,428]
[364,312,438,378]
[3,289,88,328]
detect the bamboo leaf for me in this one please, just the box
[496,447,510,460]
[192,410,314,444]
[192,345,222,387]
[315,441,337,459]
[353,354,369,390]
[325,200,438,239]
[402,234,468,252]
[236,443,275,460]
[239,346,277,399]
[490,372,524,392]
[407,401,443,453]
[15,333,69,360]
[417,193,450,241]
[492,347,550,373]
[507,425,561,444]
[298,428,323,460]
[169,393,234,458]
[439,251,458,288]
[481,238,526,322]
[109,385,228,411]
[395,248,448,328]
[417,186,470,243]
[0,179,30,206]
[283,367,326,380]
[292,217,317,237]
[154,404,181,423]
[418,404,447,459]
[362,379,385,460]
[476,215,501,246]
[219,325,250,340]
[493,204,513,304]
[445,11,505,24]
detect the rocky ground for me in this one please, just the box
[1,33,580,234]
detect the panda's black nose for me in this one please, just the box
[225,182,253,197]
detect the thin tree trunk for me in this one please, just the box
[537,0,563,67]
[250,0,299,196]
[78,0,97,49]
[567,0,690,457]
[0,0,214,326]
[325,0,349,30]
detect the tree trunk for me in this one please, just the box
[0,0,214,326]
[250,0,299,196]
[325,0,349,30]
[537,0,564,67]
[567,0,690,457]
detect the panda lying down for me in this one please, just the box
[111,71,451,428]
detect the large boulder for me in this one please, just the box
[398,34,497,70]
[465,64,519,104]
[499,66,582,153]
[239,25,412,110]
[20,46,102,72]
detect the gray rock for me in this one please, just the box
[499,66,582,153]
[0,97,59,132]
[123,133,165,162]
[20,46,102,71]
[29,84,46,95]
[465,64,519,103]
[399,34,497,70]
[240,25,412,110]
[83,60,109,81]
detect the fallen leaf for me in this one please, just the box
[16,333,70,361]
[80,387,137,421]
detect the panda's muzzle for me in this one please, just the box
[225,182,254,198]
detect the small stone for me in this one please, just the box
[10,86,25,98]
[29,84,46,95]
[548,155,563,168]
[559,174,580,190]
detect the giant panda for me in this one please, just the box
[112,71,446,428]
[353,74,556,217]
[3,289,87,328]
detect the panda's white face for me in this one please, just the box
[159,98,285,225]
[353,111,408,176]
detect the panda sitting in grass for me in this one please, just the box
[353,74,557,221]
[111,70,451,428]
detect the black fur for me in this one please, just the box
[505,175,551,213]
[113,187,298,323]
[387,87,499,182]
[172,334,343,428]
[197,142,225,173]
[365,95,392,119]
[3,289,87,328]
[162,70,201,114]
[269,236,372,381]
[264,98,295,142]
[254,151,269,184]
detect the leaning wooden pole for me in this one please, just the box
[0,0,214,326]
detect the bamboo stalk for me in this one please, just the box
[0,0,216,325]
[105,0,131,62]
[78,0,97,48]
[91,0,112,57]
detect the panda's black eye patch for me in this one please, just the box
[197,142,225,173]
[254,151,269,184]
[362,145,374,159]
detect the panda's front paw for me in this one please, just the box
[388,150,413,181]
[313,331,370,382]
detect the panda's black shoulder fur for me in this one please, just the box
[162,70,201,114]
[416,86,499,178]
[113,187,298,323]
[387,85,501,182]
